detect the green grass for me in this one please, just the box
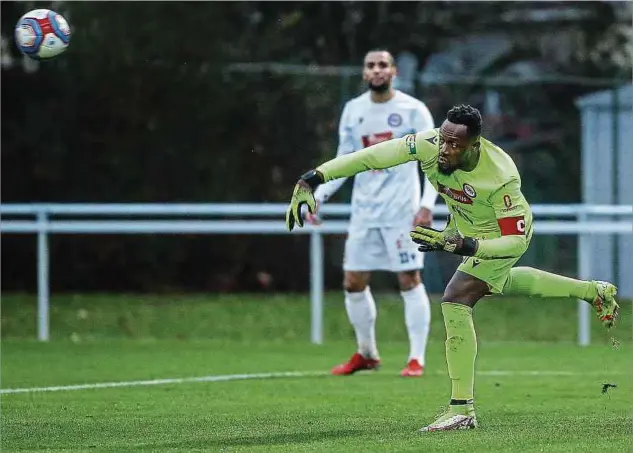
[2,341,631,453]
[2,292,631,343]
[1,293,632,452]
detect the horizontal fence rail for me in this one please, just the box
[2,203,632,216]
[1,203,631,344]
[1,220,632,235]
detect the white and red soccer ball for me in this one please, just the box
[15,9,71,60]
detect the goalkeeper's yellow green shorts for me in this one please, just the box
[457,231,533,294]
[458,255,524,294]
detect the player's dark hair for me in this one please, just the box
[446,105,482,139]
[365,49,395,66]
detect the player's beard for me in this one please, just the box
[438,163,457,175]
[368,81,390,93]
[438,157,457,175]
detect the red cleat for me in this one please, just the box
[331,352,380,375]
[400,359,424,377]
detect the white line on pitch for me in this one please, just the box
[1,369,627,395]
[480,370,579,376]
[0,371,329,395]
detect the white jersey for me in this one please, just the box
[315,90,438,227]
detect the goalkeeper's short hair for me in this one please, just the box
[447,105,482,139]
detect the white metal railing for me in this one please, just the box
[1,203,631,345]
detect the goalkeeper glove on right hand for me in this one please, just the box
[285,170,322,231]
[409,215,478,256]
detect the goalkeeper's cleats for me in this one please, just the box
[331,353,380,376]
[400,359,424,377]
[420,402,478,432]
[592,281,619,329]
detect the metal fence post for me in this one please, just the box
[36,210,50,342]
[310,230,324,345]
[577,210,591,346]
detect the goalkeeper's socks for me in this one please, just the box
[345,287,379,359]
[400,283,431,364]
[502,267,597,301]
[449,399,476,416]
[442,303,477,402]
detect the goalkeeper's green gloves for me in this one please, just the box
[409,215,479,256]
[285,170,323,231]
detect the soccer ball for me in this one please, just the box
[14,9,71,60]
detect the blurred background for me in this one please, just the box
[1,1,631,341]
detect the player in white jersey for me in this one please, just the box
[305,50,439,377]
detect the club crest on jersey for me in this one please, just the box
[387,113,402,127]
[462,184,477,198]
[438,183,474,204]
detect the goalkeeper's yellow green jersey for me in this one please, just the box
[316,129,533,260]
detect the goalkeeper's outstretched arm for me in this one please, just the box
[286,131,438,231]
[316,135,419,183]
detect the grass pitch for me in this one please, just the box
[1,293,632,452]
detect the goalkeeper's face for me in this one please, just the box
[363,51,396,93]
[438,121,476,175]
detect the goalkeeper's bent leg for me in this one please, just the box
[503,267,619,327]
[502,267,596,301]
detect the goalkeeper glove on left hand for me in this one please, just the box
[285,170,322,231]
[409,215,479,256]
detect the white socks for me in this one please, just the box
[345,287,379,359]
[345,284,431,364]
[401,283,431,365]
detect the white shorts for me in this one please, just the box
[343,225,424,272]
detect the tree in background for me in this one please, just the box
[1,1,630,292]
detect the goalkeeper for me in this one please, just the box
[285,104,620,432]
